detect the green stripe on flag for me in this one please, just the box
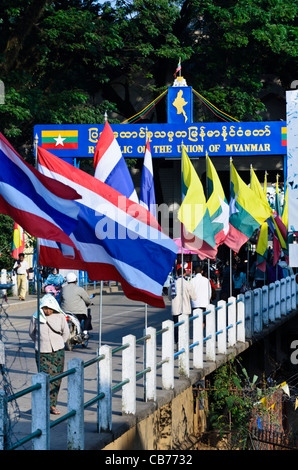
[42,137,78,143]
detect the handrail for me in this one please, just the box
[3,275,296,450]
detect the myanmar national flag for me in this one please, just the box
[282,183,288,231]
[275,174,281,216]
[224,162,272,253]
[178,147,217,259]
[11,222,25,259]
[250,167,270,271]
[206,154,229,246]
[41,130,78,149]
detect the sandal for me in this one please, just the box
[50,407,61,415]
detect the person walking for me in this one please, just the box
[60,272,93,338]
[29,294,70,415]
[233,263,247,296]
[168,266,196,347]
[190,264,212,311]
[13,252,29,300]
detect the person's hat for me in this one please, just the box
[66,272,77,283]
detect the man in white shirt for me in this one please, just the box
[190,264,212,311]
[13,252,29,300]
[168,266,196,345]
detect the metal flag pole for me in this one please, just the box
[180,142,184,316]
[99,281,103,349]
[229,157,233,297]
[205,151,211,281]
[33,134,41,372]
[98,112,109,349]
[144,127,149,331]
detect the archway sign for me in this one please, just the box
[34,78,298,265]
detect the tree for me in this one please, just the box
[0,0,297,153]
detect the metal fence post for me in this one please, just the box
[286,276,292,313]
[291,275,297,311]
[280,278,287,316]
[98,345,112,432]
[31,372,50,450]
[0,389,8,450]
[236,295,245,343]
[253,288,262,333]
[275,280,281,320]
[217,300,227,355]
[161,320,174,390]
[192,308,203,369]
[244,291,253,338]
[262,285,269,327]
[205,304,216,362]
[228,296,236,347]
[145,327,156,402]
[67,357,84,450]
[268,283,276,323]
[178,314,189,377]
[122,335,136,415]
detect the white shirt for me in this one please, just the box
[190,273,212,309]
[14,259,29,275]
[168,277,196,316]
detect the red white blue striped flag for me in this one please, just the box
[38,147,177,308]
[0,133,80,247]
[94,121,138,202]
[140,138,157,218]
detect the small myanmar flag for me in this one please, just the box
[11,222,25,259]
[206,154,229,246]
[41,130,78,149]
[224,161,272,253]
[178,147,215,249]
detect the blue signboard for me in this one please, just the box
[34,121,287,159]
[167,86,193,124]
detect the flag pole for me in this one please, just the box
[205,151,210,280]
[229,157,233,297]
[144,127,149,330]
[99,112,108,348]
[34,134,41,372]
[181,142,184,316]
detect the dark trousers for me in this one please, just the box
[76,313,92,331]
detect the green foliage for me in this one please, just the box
[0,215,15,271]
[0,0,297,149]
[208,359,257,448]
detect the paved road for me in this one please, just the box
[1,289,173,450]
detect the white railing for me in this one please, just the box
[0,275,297,450]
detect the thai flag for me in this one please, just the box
[38,147,177,308]
[140,138,157,218]
[93,121,138,202]
[0,132,80,247]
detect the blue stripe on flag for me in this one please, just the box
[72,204,175,286]
[140,165,156,217]
[0,148,78,235]
[105,158,136,200]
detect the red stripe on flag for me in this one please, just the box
[40,245,165,308]
[224,224,249,252]
[41,143,78,149]
[0,196,77,247]
[38,146,161,232]
[93,122,114,169]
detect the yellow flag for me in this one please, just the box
[282,184,288,231]
[178,147,215,248]
[250,166,271,209]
